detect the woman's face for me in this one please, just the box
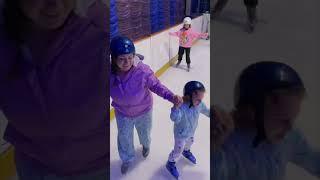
[116,53,134,72]
[19,0,76,30]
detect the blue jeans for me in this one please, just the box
[115,110,152,163]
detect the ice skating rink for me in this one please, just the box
[110,39,210,180]
[212,0,320,179]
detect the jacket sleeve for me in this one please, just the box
[170,107,182,123]
[191,30,208,39]
[289,130,320,177]
[144,65,175,103]
[169,30,181,37]
[200,102,210,118]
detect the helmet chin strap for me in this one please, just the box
[189,94,193,108]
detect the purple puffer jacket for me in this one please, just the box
[110,59,175,118]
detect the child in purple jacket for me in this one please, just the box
[110,36,183,174]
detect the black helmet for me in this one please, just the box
[234,61,305,147]
[184,81,205,96]
[184,81,206,107]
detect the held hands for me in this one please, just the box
[212,106,234,151]
[173,95,183,108]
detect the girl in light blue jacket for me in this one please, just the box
[166,81,210,179]
[213,61,320,180]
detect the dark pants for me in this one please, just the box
[213,0,258,12]
[178,46,191,64]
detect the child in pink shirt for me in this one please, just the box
[169,17,208,72]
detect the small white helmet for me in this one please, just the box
[183,17,192,25]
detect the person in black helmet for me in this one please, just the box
[166,81,210,179]
[213,61,320,180]
[212,0,258,32]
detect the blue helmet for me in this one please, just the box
[184,81,205,96]
[110,36,135,57]
[234,61,305,147]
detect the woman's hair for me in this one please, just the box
[111,55,120,74]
